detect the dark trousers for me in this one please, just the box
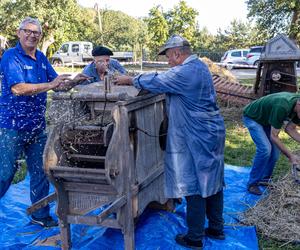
[185,190,224,241]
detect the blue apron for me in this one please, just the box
[133,55,225,198]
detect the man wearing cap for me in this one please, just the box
[114,35,225,249]
[82,45,126,83]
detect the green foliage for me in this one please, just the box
[146,6,169,59]
[247,0,300,44]
[13,161,27,184]
[145,1,198,59]
[0,0,95,54]
[193,27,215,51]
[100,10,147,55]
[165,1,198,43]
[213,19,268,52]
[1,0,299,64]
[0,1,147,58]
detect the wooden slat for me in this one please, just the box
[50,165,106,174]
[52,172,108,181]
[27,192,57,215]
[67,154,106,162]
[67,216,121,228]
[131,163,164,195]
[64,182,116,195]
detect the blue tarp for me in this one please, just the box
[0,165,260,249]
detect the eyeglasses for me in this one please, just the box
[94,59,110,64]
[20,28,41,37]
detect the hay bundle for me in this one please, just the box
[242,173,300,243]
[201,57,237,82]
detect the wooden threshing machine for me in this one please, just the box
[40,81,169,249]
[254,34,300,96]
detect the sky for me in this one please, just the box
[77,0,249,34]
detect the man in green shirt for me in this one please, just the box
[243,92,300,195]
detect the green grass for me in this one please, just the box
[238,78,256,86]
[12,160,27,184]
[259,236,300,250]
[54,66,83,73]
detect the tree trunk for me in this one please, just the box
[40,35,55,55]
[289,8,300,41]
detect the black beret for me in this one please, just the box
[92,46,113,56]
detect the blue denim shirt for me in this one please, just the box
[0,42,57,131]
[82,58,126,83]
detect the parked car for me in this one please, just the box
[50,41,93,66]
[220,49,249,68]
[246,46,264,66]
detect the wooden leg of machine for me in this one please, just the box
[123,211,135,250]
[60,221,71,250]
[55,180,71,250]
[123,194,135,250]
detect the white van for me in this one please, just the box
[50,41,93,66]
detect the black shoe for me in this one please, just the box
[247,185,262,195]
[205,228,225,240]
[31,215,58,228]
[175,234,203,249]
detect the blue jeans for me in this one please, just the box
[243,116,280,186]
[0,128,50,218]
[185,190,224,241]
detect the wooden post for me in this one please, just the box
[119,105,135,250]
[55,179,71,250]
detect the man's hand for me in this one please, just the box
[113,75,133,85]
[54,73,91,91]
[72,73,91,84]
[51,74,72,88]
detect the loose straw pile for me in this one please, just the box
[242,174,300,243]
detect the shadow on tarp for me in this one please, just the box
[0,165,260,250]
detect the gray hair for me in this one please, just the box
[19,17,42,33]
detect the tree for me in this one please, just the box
[247,0,300,43]
[88,9,148,62]
[99,10,145,50]
[145,6,169,59]
[0,0,96,54]
[145,1,198,59]
[193,27,215,51]
[165,1,198,44]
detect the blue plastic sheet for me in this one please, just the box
[0,165,260,249]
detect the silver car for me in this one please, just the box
[220,49,249,68]
[246,46,264,66]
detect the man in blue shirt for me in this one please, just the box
[82,46,126,84]
[114,35,225,249]
[0,17,89,227]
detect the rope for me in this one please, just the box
[130,126,167,138]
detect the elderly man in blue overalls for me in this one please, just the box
[0,17,89,227]
[114,35,226,249]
